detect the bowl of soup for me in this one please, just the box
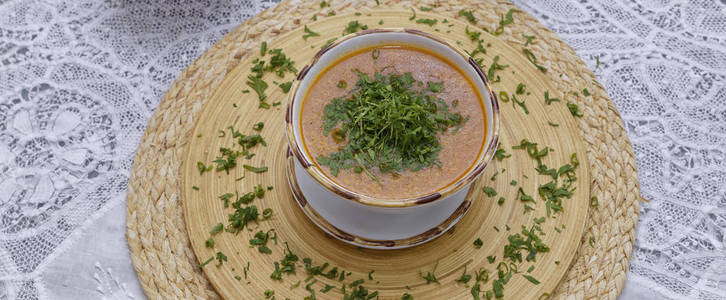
[285,29,500,249]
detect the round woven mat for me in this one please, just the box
[126,1,642,299]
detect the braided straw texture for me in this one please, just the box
[125,0,642,299]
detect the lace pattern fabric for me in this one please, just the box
[0,0,723,299]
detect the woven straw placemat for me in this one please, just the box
[126,1,642,299]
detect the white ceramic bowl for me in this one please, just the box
[285,29,500,249]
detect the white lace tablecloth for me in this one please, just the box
[0,0,724,299]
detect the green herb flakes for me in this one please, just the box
[197,161,213,175]
[260,41,267,56]
[487,56,508,82]
[247,75,269,105]
[318,71,466,179]
[215,252,227,267]
[523,274,540,285]
[244,164,268,173]
[199,256,214,267]
[544,91,560,105]
[474,238,483,248]
[459,9,476,24]
[270,242,299,281]
[343,20,368,35]
[420,261,440,284]
[567,101,584,117]
[523,48,547,72]
[416,18,438,26]
[482,186,497,197]
[516,83,526,95]
[279,81,292,93]
[210,223,223,235]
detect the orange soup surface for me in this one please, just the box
[301,45,486,200]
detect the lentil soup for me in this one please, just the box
[301,45,486,200]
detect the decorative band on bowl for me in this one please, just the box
[285,153,474,249]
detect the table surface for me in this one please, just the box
[0,0,724,299]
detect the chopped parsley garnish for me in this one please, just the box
[270,242,299,281]
[197,161,213,175]
[318,71,466,179]
[228,205,259,233]
[337,80,347,88]
[456,265,472,285]
[522,274,540,285]
[210,223,224,235]
[409,8,416,21]
[266,48,297,77]
[482,186,497,197]
[279,81,292,93]
[420,6,432,11]
[303,25,320,40]
[583,88,591,96]
[487,56,508,82]
[253,122,264,131]
[244,164,268,173]
[516,83,526,95]
[474,238,483,248]
[465,26,481,41]
[246,75,269,107]
[494,148,511,161]
[567,101,584,117]
[199,256,214,267]
[548,121,559,127]
[459,9,477,24]
[249,230,274,254]
[205,238,215,248]
[544,91,560,105]
[523,48,547,72]
[260,41,267,56]
[416,18,438,26]
[349,279,365,287]
[343,20,368,35]
[494,8,516,35]
[522,34,535,46]
[320,284,334,293]
[420,261,440,284]
[219,193,234,208]
[512,95,529,114]
[215,251,227,267]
